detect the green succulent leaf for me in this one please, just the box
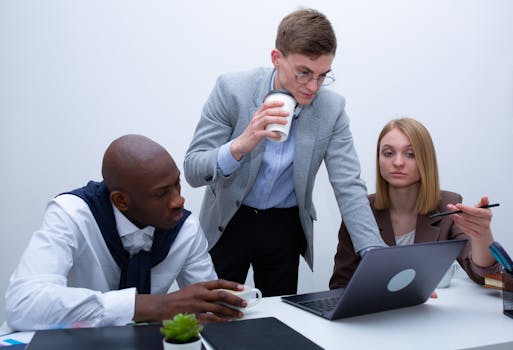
[160,313,203,342]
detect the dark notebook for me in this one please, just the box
[25,324,206,350]
[201,317,323,350]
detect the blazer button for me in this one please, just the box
[205,175,213,182]
[218,226,224,232]
[235,200,241,207]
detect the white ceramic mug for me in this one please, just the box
[264,89,297,142]
[216,286,263,310]
[437,262,458,288]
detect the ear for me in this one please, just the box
[110,190,129,212]
[271,49,282,68]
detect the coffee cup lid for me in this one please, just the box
[264,89,296,102]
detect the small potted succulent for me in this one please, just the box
[160,313,203,350]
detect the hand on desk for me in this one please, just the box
[134,279,247,323]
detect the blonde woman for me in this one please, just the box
[330,118,500,289]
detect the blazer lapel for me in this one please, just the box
[247,70,274,188]
[375,208,397,246]
[293,106,320,202]
[374,205,441,245]
[414,215,441,243]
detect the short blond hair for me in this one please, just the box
[374,118,440,214]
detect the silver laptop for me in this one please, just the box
[282,239,467,320]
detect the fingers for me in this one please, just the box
[452,218,492,241]
[258,100,290,118]
[251,108,289,132]
[451,210,493,241]
[162,298,244,319]
[448,196,492,218]
[449,198,493,222]
[430,292,438,299]
[180,280,247,316]
[234,102,291,154]
[184,299,243,319]
[446,197,494,241]
[210,289,247,309]
[476,196,489,207]
[262,99,286,110]
[202,279,245,291]
[266,131,283,141]
[452,211,491,233]
[253,101,291,128]
[203,301,244,318]
[202,280,248,316]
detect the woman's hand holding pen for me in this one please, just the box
[448,196,496,267]
[448,196,493,240]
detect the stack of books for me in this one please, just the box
[484,273,503,290]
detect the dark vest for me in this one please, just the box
[64,181,190,294]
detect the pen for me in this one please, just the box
[429,203,499,218]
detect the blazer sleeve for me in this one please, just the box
[329,220,361,289]
[323,105,386,252]
[451,220,494,285]
[184,74,238,188]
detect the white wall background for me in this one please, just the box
[1,0,512,323]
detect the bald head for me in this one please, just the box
[101,134,184,229]
[102,134,174,192]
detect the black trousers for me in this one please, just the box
[209,205,306,297]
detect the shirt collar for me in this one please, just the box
[112,204,155,238]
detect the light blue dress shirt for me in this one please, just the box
[216,71,301,209]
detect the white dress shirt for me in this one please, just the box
[114,205,155,256]
[5,194,217,331]
[394,230,415,246]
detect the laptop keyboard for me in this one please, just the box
[298,297,339,313]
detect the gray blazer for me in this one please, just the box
[184,67,385,269]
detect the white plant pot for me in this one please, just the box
[162,337,202,350]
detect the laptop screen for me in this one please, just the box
[282,239,468,320]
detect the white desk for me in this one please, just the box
[3,270,512,349]
[207,270,513,350]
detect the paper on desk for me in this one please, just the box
[0,332,34,347]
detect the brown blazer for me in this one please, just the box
[329,191,499,289]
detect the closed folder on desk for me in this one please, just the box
[26,324,165,350]
[202,317,323,350]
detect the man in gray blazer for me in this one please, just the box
[184,8,386,296]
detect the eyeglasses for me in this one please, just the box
[294,71,335,86]
[282,55,335,86]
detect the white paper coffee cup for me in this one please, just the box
[264,89,297,142]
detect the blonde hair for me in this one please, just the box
[374,118,440,214]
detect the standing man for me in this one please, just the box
[184,8,386,297]
[6,134,246,331]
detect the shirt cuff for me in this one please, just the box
[217,141,240,176]
[101,288,136,326]
[358,246,382,257]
